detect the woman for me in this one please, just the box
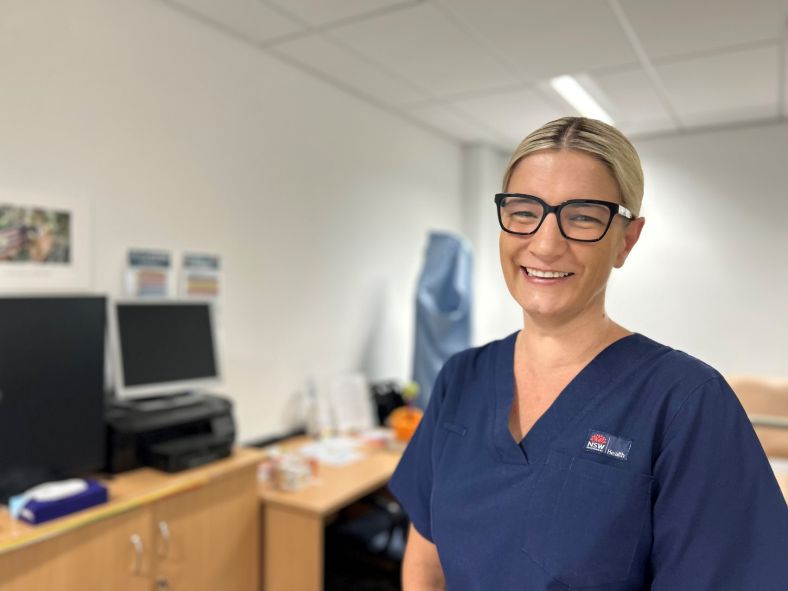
[389,117,788,590]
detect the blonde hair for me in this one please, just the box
[502,117,644,216]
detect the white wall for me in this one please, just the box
[0,0,462,441]
[461,144,521,345]
[610,122,788,377]
[468,123,788,379]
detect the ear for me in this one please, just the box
[614,217,645,268]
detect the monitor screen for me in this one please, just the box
[114,301,219,397]
[0,296,106,501]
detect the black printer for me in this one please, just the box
[105,392,236,474]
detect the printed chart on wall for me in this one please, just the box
[125,249,172,297]
[180,253,220,302]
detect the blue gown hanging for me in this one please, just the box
[412,231,472,409]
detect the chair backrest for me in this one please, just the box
[727,376,788,459]
[370,381,405,426]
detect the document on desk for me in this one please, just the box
[299,437,363,466]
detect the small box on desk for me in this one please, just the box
[12,479,108,525]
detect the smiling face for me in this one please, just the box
[500,149,643,327]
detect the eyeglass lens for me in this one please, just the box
[499,196,613,241]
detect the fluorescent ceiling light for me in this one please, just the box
[549,75,614,125]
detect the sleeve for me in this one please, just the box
[387,359,452,543]
[650,376,788,590]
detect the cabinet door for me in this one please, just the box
[0,507,153,591]
[152,467,259,591]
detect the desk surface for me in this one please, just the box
[257,436,403,517]
[0,447,264,555]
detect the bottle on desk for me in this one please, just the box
[304,377,334,439]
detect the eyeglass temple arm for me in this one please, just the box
[617,204,634,219]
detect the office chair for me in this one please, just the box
[325,493,406,591]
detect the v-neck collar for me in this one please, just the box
[492,331,640,466]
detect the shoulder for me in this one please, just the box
[628,333,723,394]
[427,331,516,412]
[631,334,744,448]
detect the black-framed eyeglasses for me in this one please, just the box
[494,193,635,243]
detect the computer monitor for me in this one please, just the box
[0,296,106,502]
[111,300,221,399]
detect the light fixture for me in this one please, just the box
[549,75,614,125]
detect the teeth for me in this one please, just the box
[525,267,571,278]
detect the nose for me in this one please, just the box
[528,212,568,259]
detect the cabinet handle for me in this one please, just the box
[129,533,144,575]
[158,520,171,559]
[155,576,171,590]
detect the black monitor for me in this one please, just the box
[111,301,220,399]
[0,296,106,502]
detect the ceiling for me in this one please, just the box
[159,0,788,150]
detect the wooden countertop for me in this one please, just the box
[0,447,264,555]
[258,436,403,517]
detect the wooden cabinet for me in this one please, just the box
[152,466,258,591]
[0,506,152,591]
[0,449,262,591]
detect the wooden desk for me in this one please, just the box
[0,448,263,591]
[257,437,402,591]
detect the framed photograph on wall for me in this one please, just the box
[0,192,91,292]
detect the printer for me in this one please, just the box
[105,392,236,474]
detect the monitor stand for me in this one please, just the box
[117,391,206,413]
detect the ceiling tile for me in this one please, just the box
[273,35,428,106]
[265,0,417,27]
[593,68,677,136]
[405,104,506,145]
[618,0,788,60]
[450,87,568,147]
[167,0,303,42]
[438,0,640,80]
[329,2,519,98]
[655,44,780,127]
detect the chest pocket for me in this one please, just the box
[442,422,467,437]
[522,449,652,588]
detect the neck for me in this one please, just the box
[518,303,630,373]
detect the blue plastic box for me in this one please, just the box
[16,479,108,525]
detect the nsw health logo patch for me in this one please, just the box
[584,429,632,461]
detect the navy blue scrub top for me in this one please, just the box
[389,332,788,590]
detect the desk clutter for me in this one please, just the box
[258,431,399,492]
[253,373,423,494]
